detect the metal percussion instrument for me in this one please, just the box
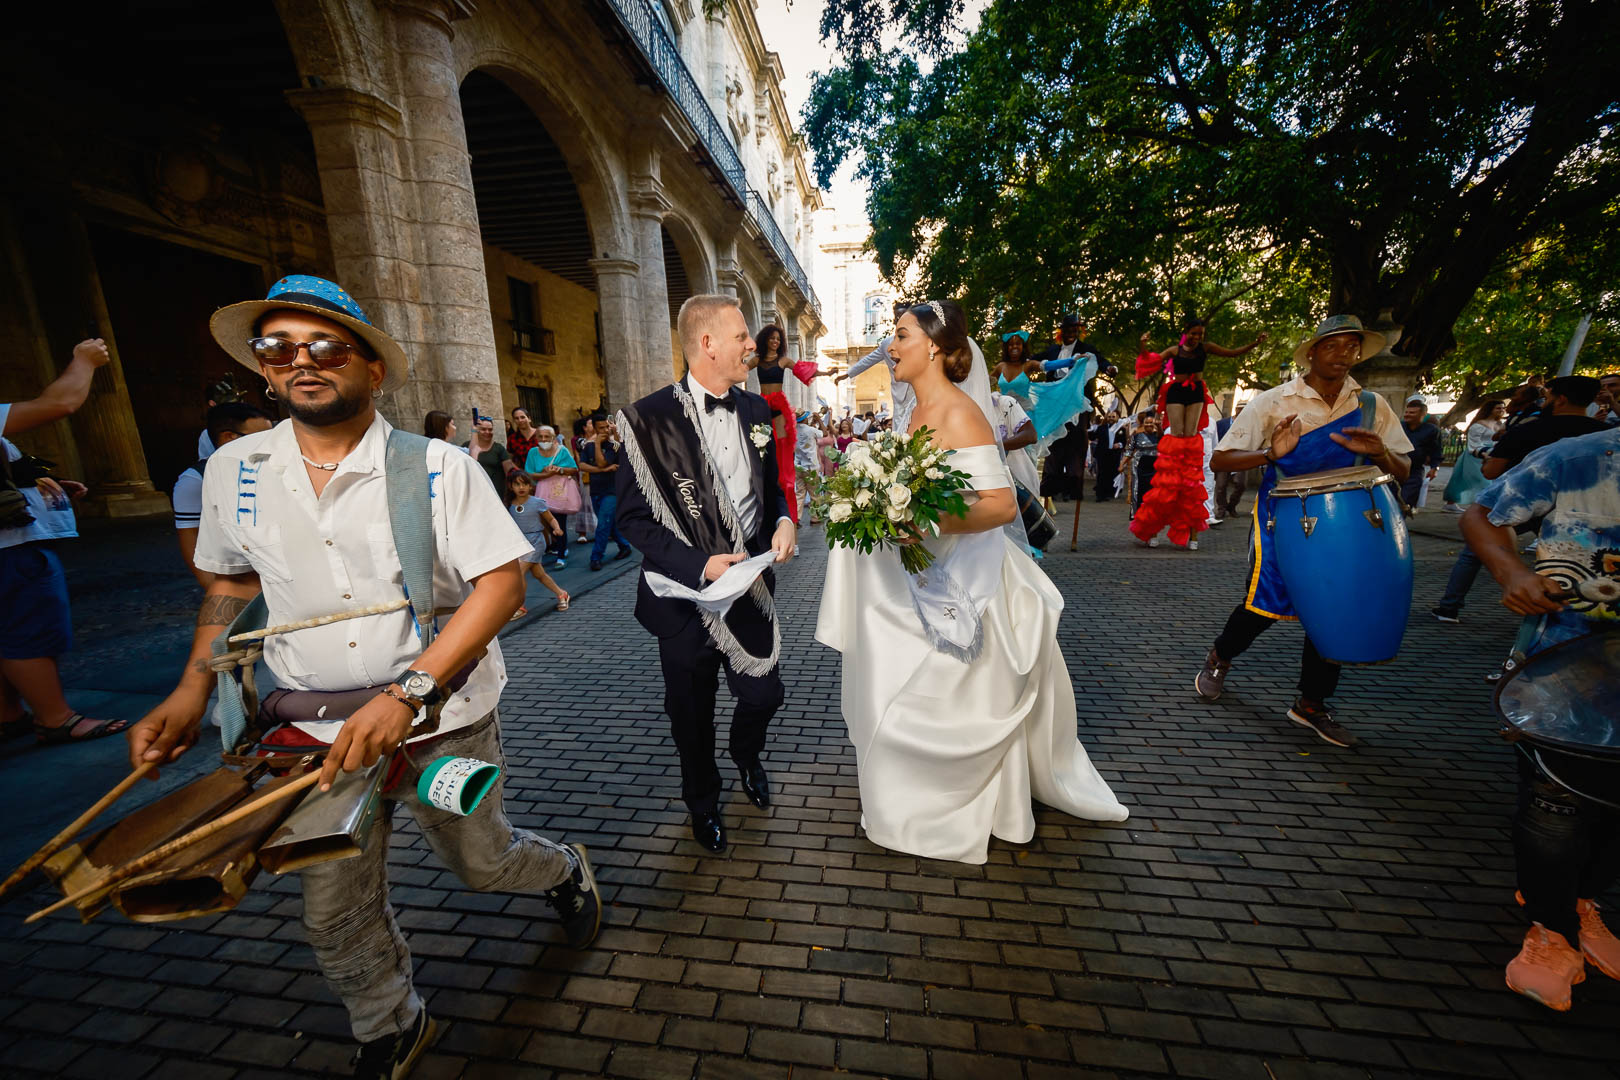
[1016,483,1057,550]
[1268,464,1414,664]
[1495,631,1620,809]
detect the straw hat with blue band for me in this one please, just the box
[1292,313,1387,367]
[209,275,409,396]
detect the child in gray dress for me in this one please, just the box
[505,471,570,614]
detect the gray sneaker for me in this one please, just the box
[1287,698,1359,747]
[1194,649,1230,700]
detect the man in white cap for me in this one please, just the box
[1193,314,1412,747]
[125,275,601,1079]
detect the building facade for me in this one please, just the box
[815,213,894,415]
[1,0,823,515]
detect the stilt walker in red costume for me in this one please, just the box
[749,325,836,524]
[1130,317,1267,550]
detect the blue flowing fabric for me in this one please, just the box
[1245,409,1364,619]
[999,359,1098,442]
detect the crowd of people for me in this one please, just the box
[1,267,1615,1080]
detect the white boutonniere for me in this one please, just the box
[749,422,772,451]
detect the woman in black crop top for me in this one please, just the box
[1155,317,1267,437]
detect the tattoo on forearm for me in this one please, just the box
[197,594,250,628]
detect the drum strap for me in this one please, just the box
[1353,391,1377,466]
[212,430,438,753]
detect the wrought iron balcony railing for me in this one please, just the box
[599,0,821,319]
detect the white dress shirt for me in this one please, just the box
[845,337,917,431]
[685,374,790,540]
[192,413,533,741]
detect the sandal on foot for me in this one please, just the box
[35,713,129,744]
[557,595,571,611]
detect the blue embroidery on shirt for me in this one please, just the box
[428,470,442,499]
[235,460,260,525]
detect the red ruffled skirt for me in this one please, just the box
[764,391,800,524]
[1127,434,1208,548]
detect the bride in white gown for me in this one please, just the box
[816,300,1128,865]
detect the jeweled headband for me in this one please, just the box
[926,300,945,325]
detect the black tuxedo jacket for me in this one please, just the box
[615,383,791,640]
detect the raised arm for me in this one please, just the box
[835,340,890,383]
[1204,332,1269,358]
[3,340,110,435]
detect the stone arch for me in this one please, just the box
[275,0,391,102]
[456,53,631,259]
[733,275,761,331]
[659,211,715,300]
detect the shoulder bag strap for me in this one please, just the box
[214,593,269,753]
[386,429,438,649]
[1354,390,1379,467]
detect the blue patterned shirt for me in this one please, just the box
[1474,427,1620,652]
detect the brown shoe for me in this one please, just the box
[1287,697,1359,747]
[1194,649,1230,700]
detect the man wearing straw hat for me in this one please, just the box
[125,276,602,1079]
[1193,314,1412,747]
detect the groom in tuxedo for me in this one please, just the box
[615,294,796,853]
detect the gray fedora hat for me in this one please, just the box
[1292,313,1386,366]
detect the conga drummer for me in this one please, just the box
[1194,315,1413,746]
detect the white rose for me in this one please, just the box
[886,503,911,522]
[925,467,942,479]
[854,490,872,508]
[828,501,853,523]
[886,483,912,509]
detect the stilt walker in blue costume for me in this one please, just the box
[1192,315,1414,748]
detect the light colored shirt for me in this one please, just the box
[0,407,77,550]
[192,413,533,741]
[845,337,917,430]
[1476,427,1620,651]
[1216,374,1413,457]
[686,373,763,537]
[198,429,215,460]
[173,466,204,531]
[523,442,576,474]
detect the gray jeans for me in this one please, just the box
[299,710,574,1042]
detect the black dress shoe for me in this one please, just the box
[613,546,633,561]
[690,811,726,853]
[737,761,771,810]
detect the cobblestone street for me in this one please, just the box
[3,499,1617,1079]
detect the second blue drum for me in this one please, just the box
[1269,465,1414,664]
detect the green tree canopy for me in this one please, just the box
[805,0,1620,395]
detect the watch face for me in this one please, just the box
[402,672,434,696]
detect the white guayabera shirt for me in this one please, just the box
[192,413,533,741]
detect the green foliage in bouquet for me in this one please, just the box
[810,427,972,574]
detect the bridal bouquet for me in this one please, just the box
[812,428,971,573]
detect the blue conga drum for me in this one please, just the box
[1269,465,1413,663]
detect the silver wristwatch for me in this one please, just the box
[397,669,443,710]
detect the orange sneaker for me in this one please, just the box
[1576,899,1620,980]
[1505,923,1585,1011]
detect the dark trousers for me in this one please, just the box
[1133,462,1156,516]
[658,617,784,814]
[1400,471,1425,510]
[590,493,629,563]
[1436,545,1484,614]
[546,514,568,560]
[1215,470,1246,516]
[1213,604,1341,703]
[1514,751,1620,944]
[1041,425,1088,499]
[1094,450,1122,500]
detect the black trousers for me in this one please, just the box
[1514,750,1620,944]
[1213,604,1341,703]
[1041,425,1088,499]
[1094,449,1122,500]
[657,616,784,814]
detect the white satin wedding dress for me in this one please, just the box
[815,444,1128,864]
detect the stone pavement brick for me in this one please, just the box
[4,505,1618,1078]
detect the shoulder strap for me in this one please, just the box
[386,429,438,649]
[1356,390,1378,467]
[214,594,269,753]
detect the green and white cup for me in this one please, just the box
[417,756,500,816]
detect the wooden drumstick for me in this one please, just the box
[25,767,320,924]
[0,762,155,901]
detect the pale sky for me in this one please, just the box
[752,0,989,225]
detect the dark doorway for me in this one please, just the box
[89,226,267,493]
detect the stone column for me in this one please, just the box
[628,154,673,398]
[590,257,644,411]
[13,202,167,516]
[287,84,422,419]
[390,0,502,423]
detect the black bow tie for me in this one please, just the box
[705,391,737,414]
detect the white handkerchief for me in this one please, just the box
[644,549,780,616]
